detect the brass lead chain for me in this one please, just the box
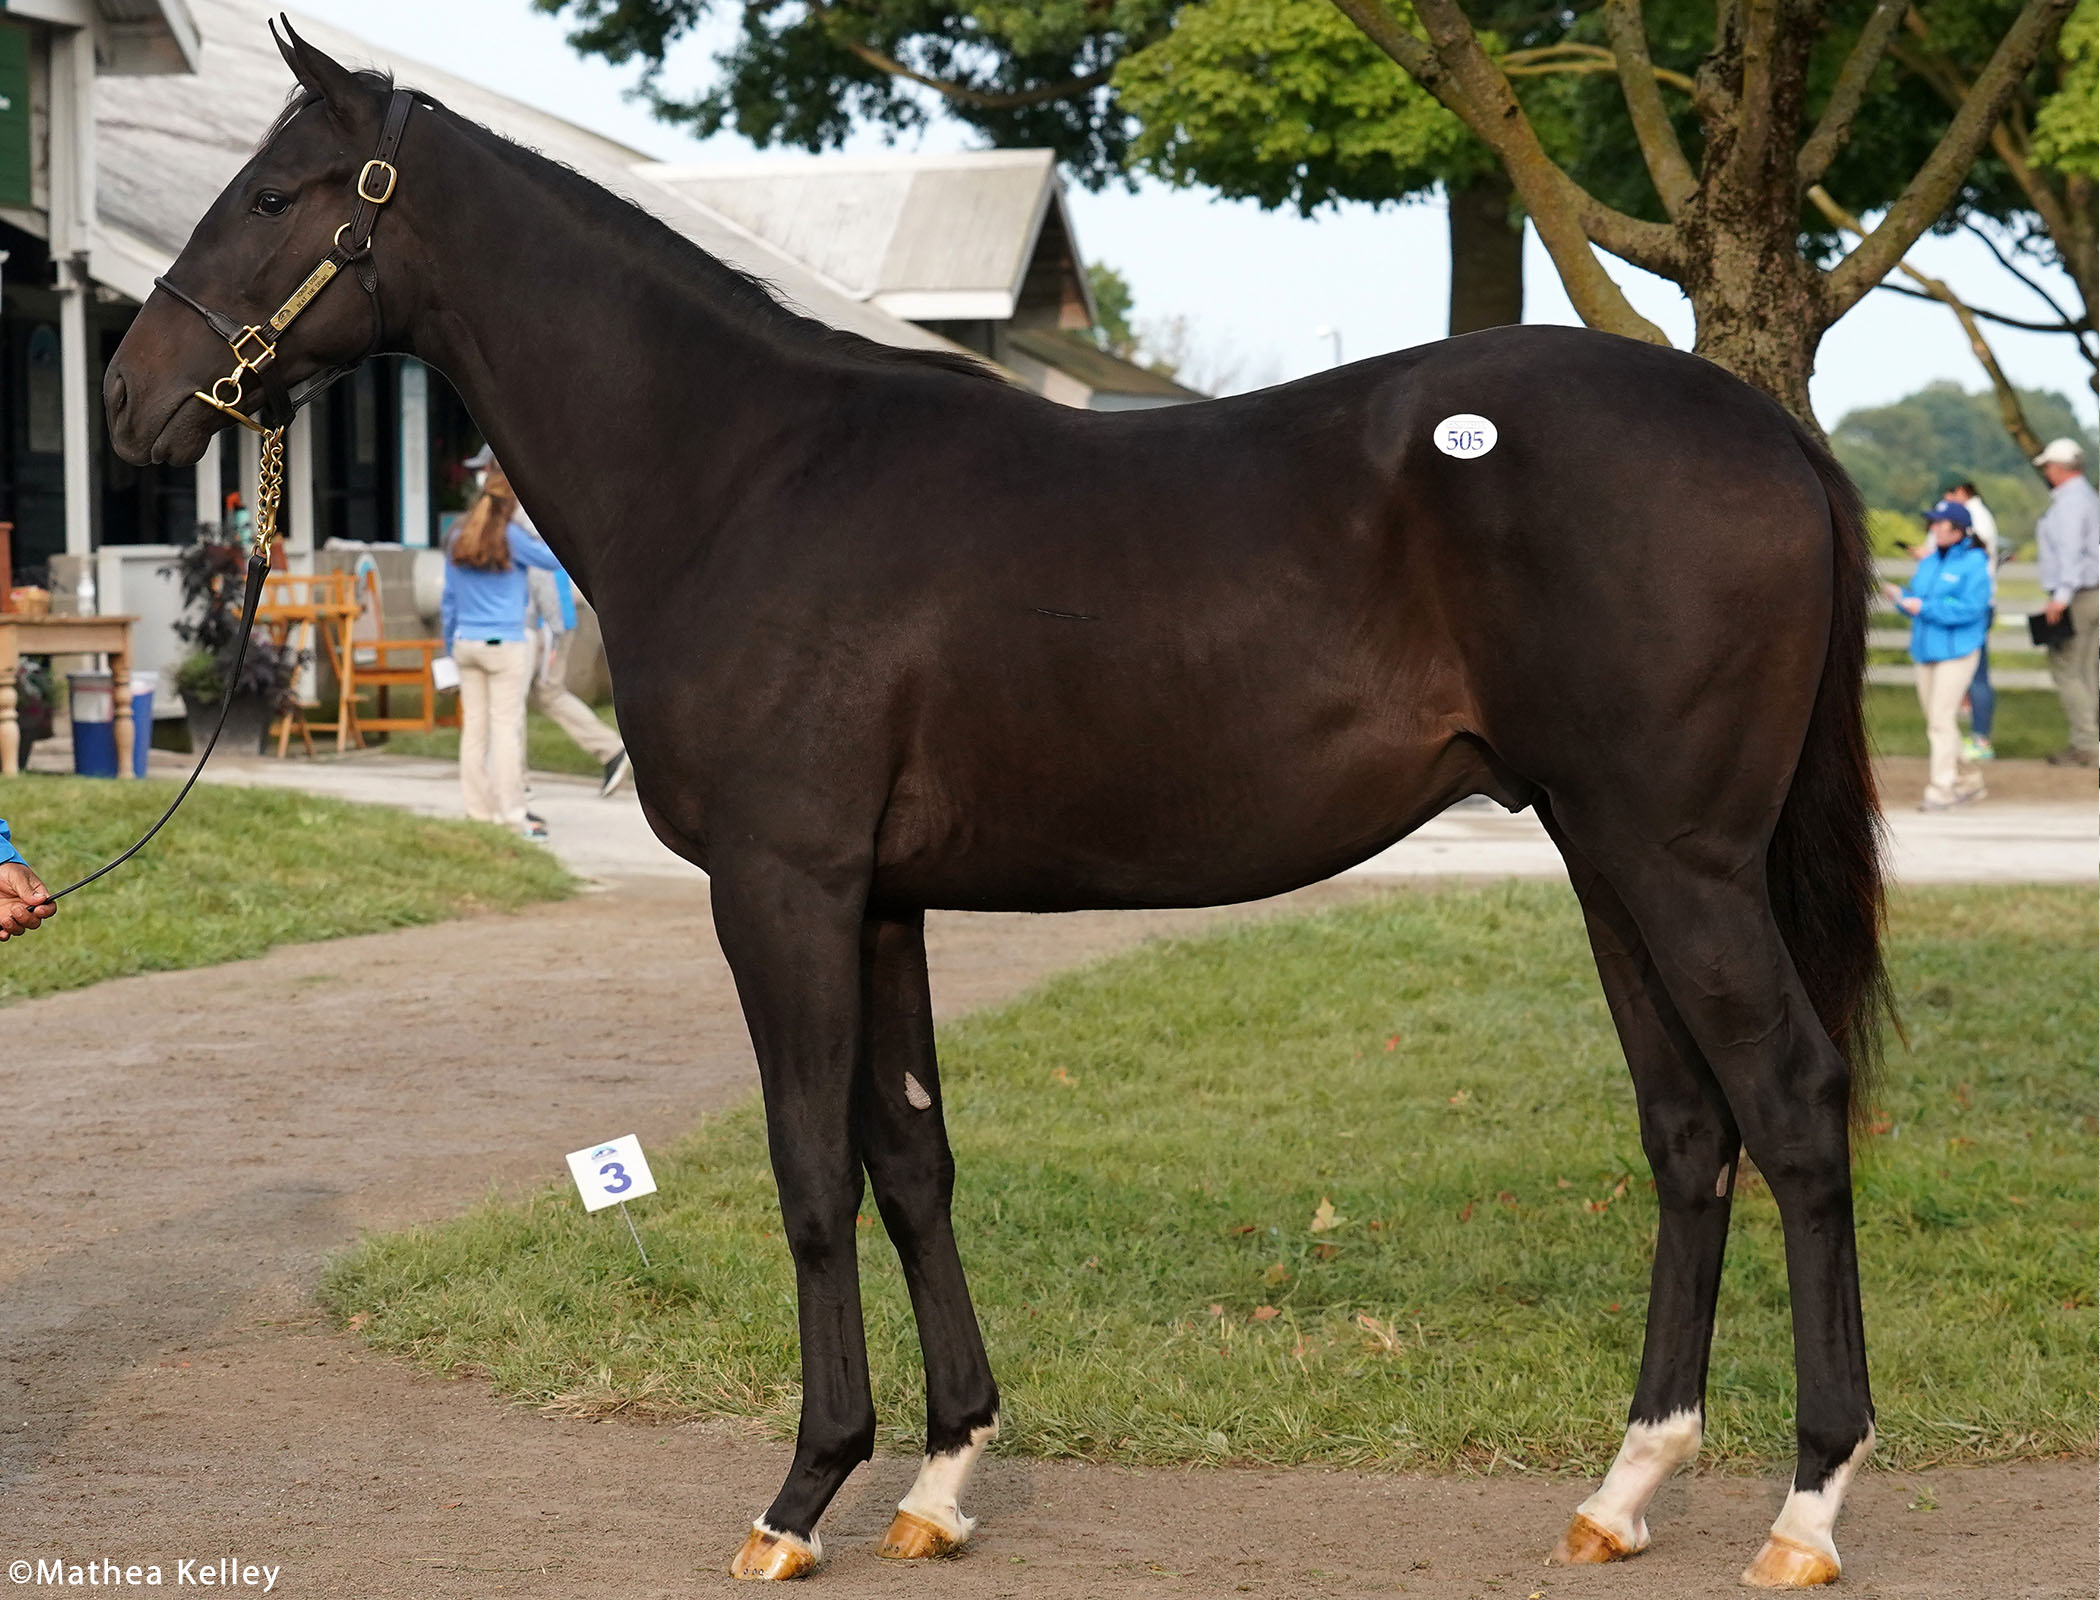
[253,425,286,567]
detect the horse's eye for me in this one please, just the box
[251,190,290,217]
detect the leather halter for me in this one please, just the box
[153,88,417,435]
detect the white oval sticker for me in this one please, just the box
[1434,413,1498,459]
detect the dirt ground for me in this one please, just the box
[1,877,2091,1598]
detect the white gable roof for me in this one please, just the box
[88,0,960,355]
[640,149,1091,324]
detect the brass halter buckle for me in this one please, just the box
[193,325,278,435]
[357,159,398,204]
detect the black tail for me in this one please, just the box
[1766,421,1894,1130]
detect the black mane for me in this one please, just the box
[427,88,1010,390]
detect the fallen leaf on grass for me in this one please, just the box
[1208,1303,1224,1317]
[1226,1223,1258,1236]
[1313,1243,1340,1261]
[1310,1196,1348,1233]
[1050,1066,1076,1088]
[1262,1262,1291,1285]
[1384,1034,1399,1051]
[1585,1199,1610,1214]
[1448,1090,1470,1105]
[1251,1305,1280,1321]
[1458,1201,1475,1222]
[1866,1108,1894,1136]
[1356,1313,1404,1354]
[346,1311,371,1332]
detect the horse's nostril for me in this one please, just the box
[109,372,129,418]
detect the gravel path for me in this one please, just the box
[2,872,2090,1597]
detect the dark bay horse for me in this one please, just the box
[104,25,1890,1589]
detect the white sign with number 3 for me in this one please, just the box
[566,1134,658,1212]
[1433,413,1498,459]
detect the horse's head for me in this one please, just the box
[106,21,409,466]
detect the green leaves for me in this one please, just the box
[2031,0,2098,179]
[1115,0,1483,213]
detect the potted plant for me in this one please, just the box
[165,525,301,755]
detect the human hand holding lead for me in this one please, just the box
[0,861,55,939]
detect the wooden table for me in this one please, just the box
[0,613,137,778]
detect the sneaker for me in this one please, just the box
[1961,735,1995,762]
[1919,787,1986,812]
[521,819,550,841]
[2045,746,2097,768]
[600,747,632,798]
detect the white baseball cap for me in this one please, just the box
[2032,437,2086,467]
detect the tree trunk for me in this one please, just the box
[1447,170,1525,335]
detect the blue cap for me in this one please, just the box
[1923,498,1972,530]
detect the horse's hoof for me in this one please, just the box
[1741,1535,1840,1588]
[878,1509,966,1560]
[1551,1512,1638,1564]
[731,1524,821,1580]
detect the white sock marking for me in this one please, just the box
[1573,1408,1703,1552]
[1768,1426,1874,1567]
[897,1418,998,1541]
[903,1072,933,1110]
[754,1519,821,1563]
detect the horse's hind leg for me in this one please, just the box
[1559,812,1873,1589]
[854,912,1001,1560]
[710,853,879,1580]
[1545,816,1740,1566]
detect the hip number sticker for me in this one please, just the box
[1434,413,1499,459]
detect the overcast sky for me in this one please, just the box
[295,0,2096,429]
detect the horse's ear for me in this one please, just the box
[270,15,372,131]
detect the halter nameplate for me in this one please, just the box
[270,258,339,332]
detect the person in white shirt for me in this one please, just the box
[2032,438,2100,766]
[1942,480,1998,760]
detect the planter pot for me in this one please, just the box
[182,690,274,757]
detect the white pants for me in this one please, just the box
[456,638,533,826]
[528,628,621,763]
[1915,651,1981,803]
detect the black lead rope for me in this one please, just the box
[46,552,272,901]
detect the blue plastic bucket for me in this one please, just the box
[68,672,117,778]
[130,676,154,776]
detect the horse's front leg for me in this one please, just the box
[711,849,876,1581]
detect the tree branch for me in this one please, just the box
[1960,218,2084,328]
[1812,185,2045,461]
[1329,0,1677,337]
[1796,0,1909,187]
[829,35,1113,112]
[1826,0,2077,317]
[1502,43,1696,93]
[1888,27,2095,316]
[1601,0,1697,216]
[1875,281,2093,337]
[1722,0,1787,187]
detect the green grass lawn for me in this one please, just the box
[387,704,620,780]
[323,883,2096,1474]
[0,778,573,1004]
[1866,684,2068,760]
